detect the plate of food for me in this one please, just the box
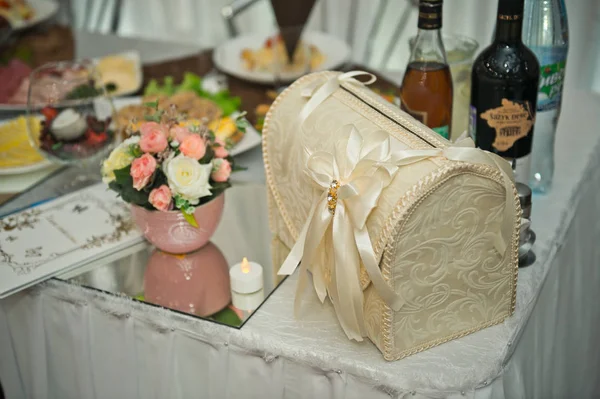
[213,30,350,84]
[0,0,58,30]
[114,72,262,157]
[0,51,142,111]
[0,115,52,175]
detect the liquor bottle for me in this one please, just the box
[523,0,569,193]
[400,0,453,139]
[469,0,540,184]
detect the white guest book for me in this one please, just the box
[0,183,143,298]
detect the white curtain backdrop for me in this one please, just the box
[72,0,599,91]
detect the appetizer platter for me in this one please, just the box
[0,51,142,111]
[0,71,261,175]
[0,115,51,175]
[114,72,261,157]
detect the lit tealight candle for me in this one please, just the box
[230,257,264,311]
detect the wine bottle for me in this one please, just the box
[469,0,540,183]
[400,0,453,139]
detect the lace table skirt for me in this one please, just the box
[1,91,600,398]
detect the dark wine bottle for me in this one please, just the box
[469,0,540,183]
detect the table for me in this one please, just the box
[2,38,600,399]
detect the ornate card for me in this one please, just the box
[0,183,143,298]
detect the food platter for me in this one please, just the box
[213,31,351,84]
[113,96,262,158]
[3,0,58,31]
[0,51,143,111]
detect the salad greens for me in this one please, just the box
[144,72,242,116]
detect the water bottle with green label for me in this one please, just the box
[523,0,569,193]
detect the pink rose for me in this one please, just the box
[213,138,229,158]
[140,122,168,137]
[180,134,206,160]
[130,153,157,190]
[169,125,192,143]
[149,185,172,211]
[211,159,231,182]
[139,122,168,153]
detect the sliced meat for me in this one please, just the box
[0,59,31,103]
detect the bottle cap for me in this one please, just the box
[516,182,532,218]
[497,0,525,21]
[418,0,443,30]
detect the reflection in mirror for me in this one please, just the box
[61,184,282,329]
[144,244,233,319]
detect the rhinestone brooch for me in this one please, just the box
[327,180,340,215]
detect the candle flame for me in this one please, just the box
[241,257,251,274]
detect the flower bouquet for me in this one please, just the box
[103,102,244,253]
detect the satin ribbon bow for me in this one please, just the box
[278,125,405,341]
[298,71,377,125]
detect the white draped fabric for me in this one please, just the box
[74,0,600,92]
[1,90,600,398]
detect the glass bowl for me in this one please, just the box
[26,61,117,164]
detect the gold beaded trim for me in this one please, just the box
[340,80,449,149]
[327,180,340,214]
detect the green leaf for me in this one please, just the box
[173,194,188,209]
[144,79,161,96]
[127,144,143,158]
[198,145,215,164]
[206,181,231,203]
[142,74,242,116]
[182,211,198,227]
[175,72,202,93]
[143,100,159,109]
[235,114,248,133]
[211,307,242,327]
[144,114,160,122]
[110,165,153,209]
[232,164,247,172]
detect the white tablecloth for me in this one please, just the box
[1,87,600,398]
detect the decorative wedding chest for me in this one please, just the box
[263,71,520,361]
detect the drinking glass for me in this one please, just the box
[26,61,117,172]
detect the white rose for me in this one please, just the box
[101,137,140,183]
[163,154,213,204]
[123,136,140,146]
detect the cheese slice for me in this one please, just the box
[0,116,45,168]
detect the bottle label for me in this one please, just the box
[480,99,535,152]
[400,101,428,125]
[432,125,449,139]
[530,46,568,112]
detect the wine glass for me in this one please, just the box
[26,61,117,184]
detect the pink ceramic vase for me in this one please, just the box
[130,193,225,254]
[144,243,231,317]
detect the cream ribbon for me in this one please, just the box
[278,125,516,341]
[298,71,377,125]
